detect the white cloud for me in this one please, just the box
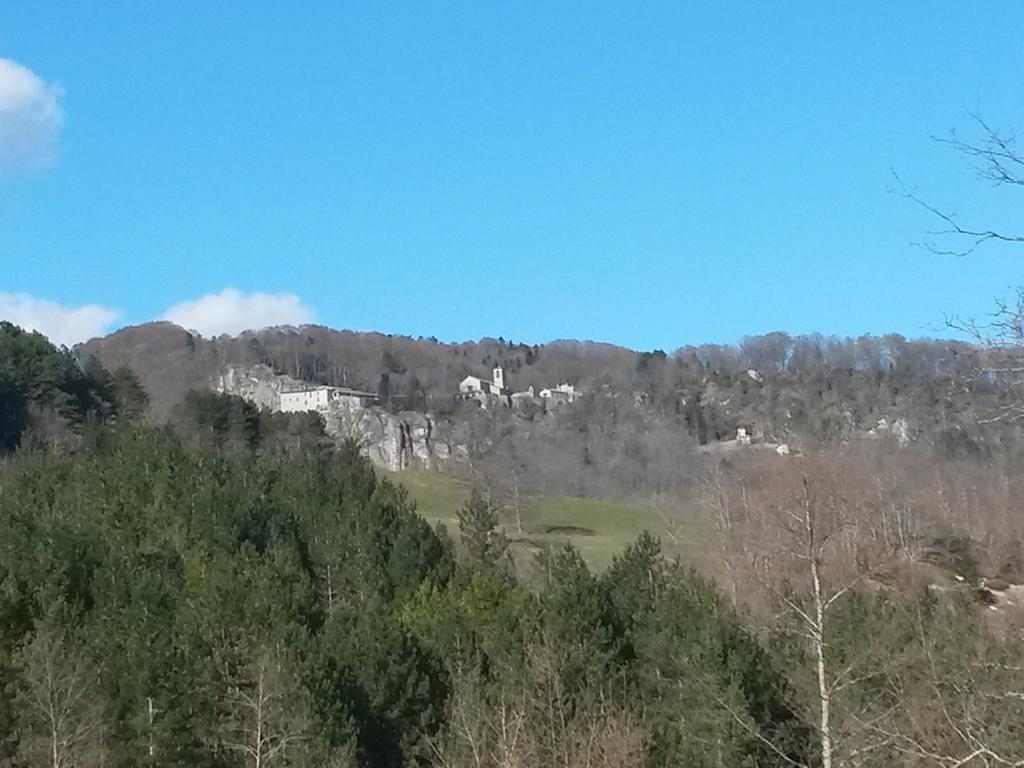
[161,289,314,337]
[0,293,120,347]
[0,58,63,173]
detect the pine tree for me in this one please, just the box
[457,488,508,568]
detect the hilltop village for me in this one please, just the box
[457,365,580,409]
[276,365,791,455]
[278,364,581,414]
[215,362,590,472]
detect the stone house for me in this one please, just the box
[279,386,378,413]
[539,382,580,406]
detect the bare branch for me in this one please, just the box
[891,169,1024,257]
[932,111,1024,187]
[712,693,810,768]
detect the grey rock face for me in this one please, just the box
[215,365,464,471]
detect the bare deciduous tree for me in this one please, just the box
[756,474,855,768]
[894,111,1024,257]
[868,605,1024,767]
[896,111,1024,425]
[707,458,895,768]
[432,670,534,768]
[433,636,646,768]
[217,646,313,768]
[14,616,106,768]
[706,450,1024,767]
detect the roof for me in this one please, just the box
[281,386,377,398]
[333,387,378,398]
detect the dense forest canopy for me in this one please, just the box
[0,327,809,766]
[0,320,148,454]
[1,322,1022,767]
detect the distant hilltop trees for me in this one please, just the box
[64,322,1023,501]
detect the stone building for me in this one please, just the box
[539,382,580,406]
[459,366,509,398]
[279,386,377,413]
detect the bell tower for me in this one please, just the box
[492,365,505,391]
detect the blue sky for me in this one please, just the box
[2,3,1023,348]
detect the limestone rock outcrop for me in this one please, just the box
[216,365,464,471]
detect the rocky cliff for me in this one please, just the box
[216,365,465,471]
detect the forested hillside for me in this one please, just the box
[0,320,145,452]
[78,322,1024,501]
[2,322,1023,766]
[79,323,990,445]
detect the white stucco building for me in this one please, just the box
[539,382,580,405]
[459,366,508,398]
[279,386,377,413]
[457,367,583,411]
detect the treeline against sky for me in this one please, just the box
[77,322,1024,503]
[80,322,985,421]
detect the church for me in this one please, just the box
[458,366,509,398]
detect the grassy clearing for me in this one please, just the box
[387,468,474,526]
[386,469,716,572]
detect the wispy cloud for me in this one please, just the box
[0,293,120,346]
[161,289,315,337]
[0,58,63,174]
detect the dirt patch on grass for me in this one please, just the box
[534,525,597,536]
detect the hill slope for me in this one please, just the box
[76,322,1023,499]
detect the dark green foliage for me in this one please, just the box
[600,535,810,767]
[0,427,450,767]
[317,600,447,765]
[0,370,27,457]
[0,413,818,766]
[405,532,814,767]
[175,389,327,455]
[456,488,508,569]
[537,544,623,682]
[178,389,261,452]
[0,322,122,453]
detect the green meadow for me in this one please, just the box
[387,469,715,572]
